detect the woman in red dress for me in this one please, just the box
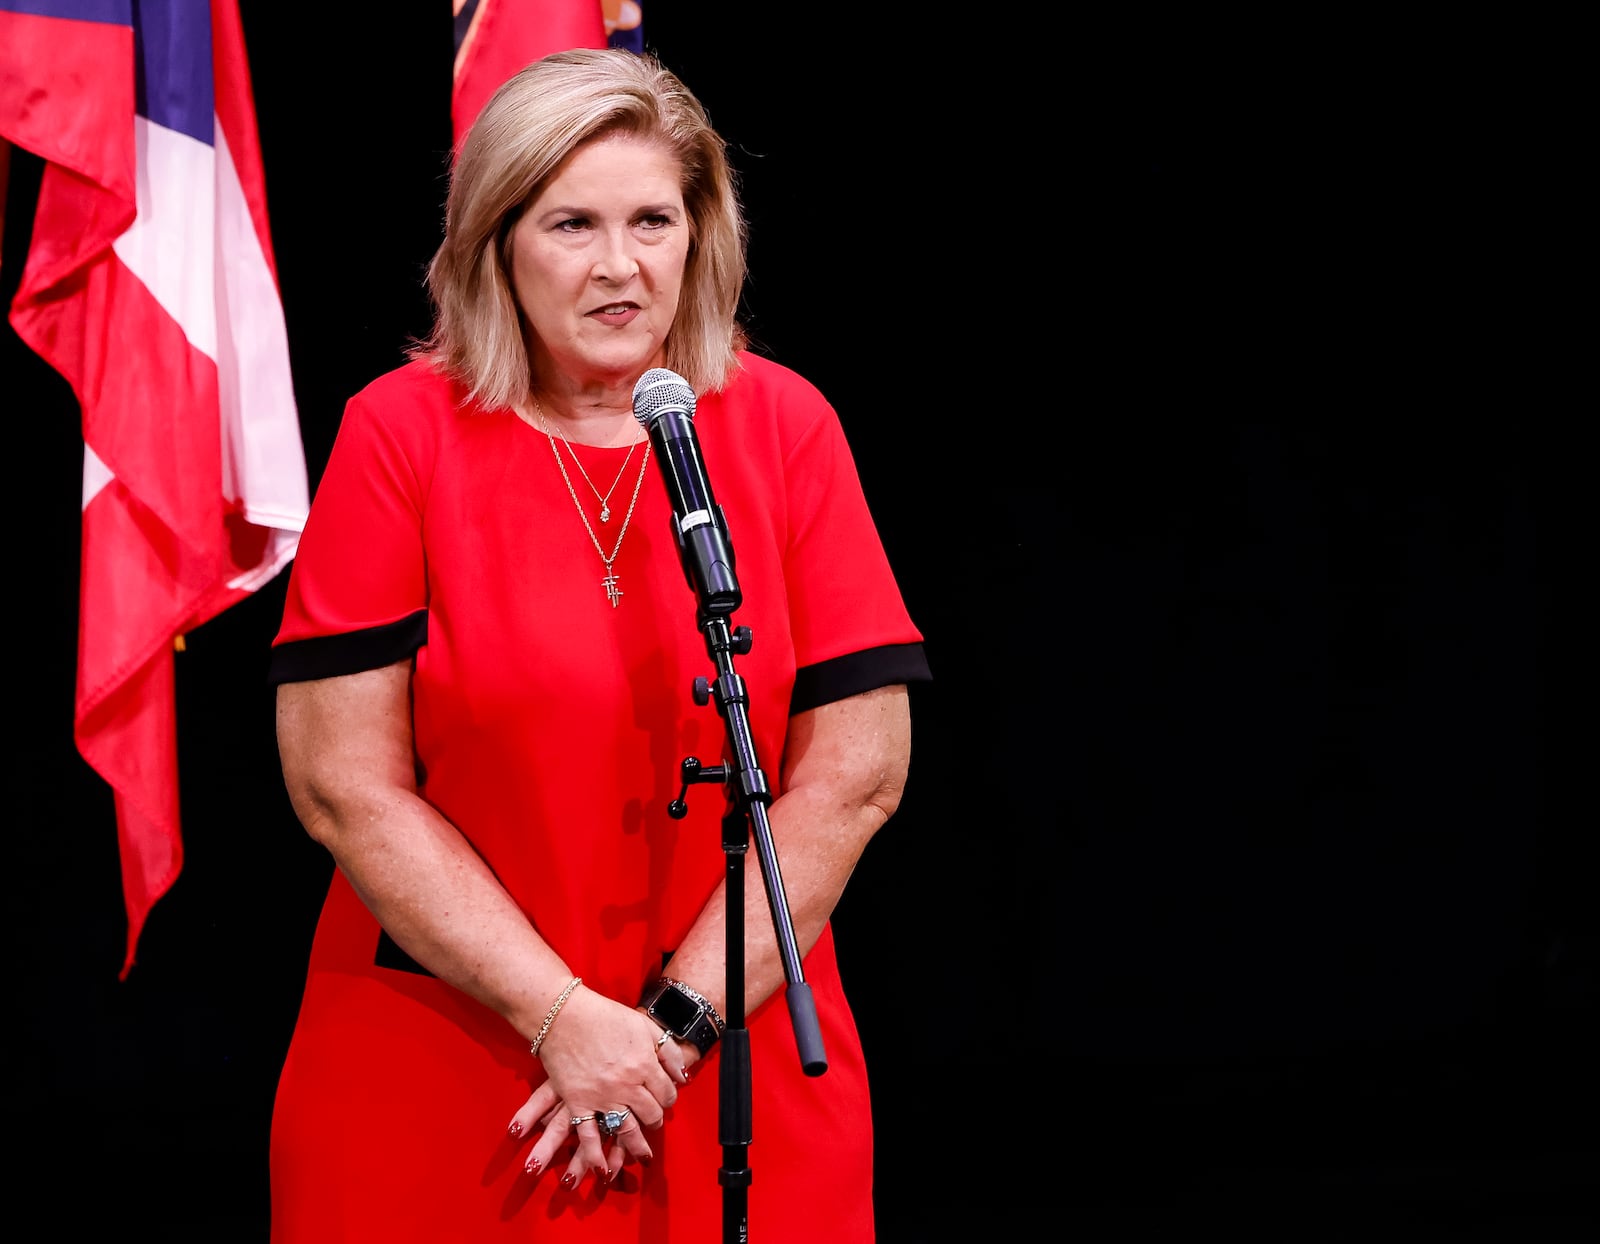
[267,47,930,1241]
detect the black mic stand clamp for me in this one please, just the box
[669,612,828,1244]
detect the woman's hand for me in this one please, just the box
[506,988,696,1189]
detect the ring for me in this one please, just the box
[569,1113,596,1127]
[655,1030,672,1049]
[597,1108,632,1138]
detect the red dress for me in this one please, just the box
[267,352,930,1242]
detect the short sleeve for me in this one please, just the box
[268,374,434,684]
[768,375,931,709]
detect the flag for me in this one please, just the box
[0,0,310,979]
[451,1,645,149]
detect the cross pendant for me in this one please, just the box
[602,569,623,607]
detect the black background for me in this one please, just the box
[6,5,1590,1241]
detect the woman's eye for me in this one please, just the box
[557,217,589,232]
[637,214,670,230]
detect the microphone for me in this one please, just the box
[632,367,742,617]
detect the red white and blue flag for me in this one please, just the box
[0,0,309,977]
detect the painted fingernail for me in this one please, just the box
[525,1157,542,1176]
[560,1172,577,1190]
[507,1120,523,1138]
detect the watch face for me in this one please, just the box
[649,986,703,1033]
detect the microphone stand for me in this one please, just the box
[668,607,827,1244]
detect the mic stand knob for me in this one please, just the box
[668,755,727,820]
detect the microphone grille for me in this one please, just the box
[632,367,697,425]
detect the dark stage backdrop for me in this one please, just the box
[6,8,1590,1242]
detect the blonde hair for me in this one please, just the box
[413,48,748,410]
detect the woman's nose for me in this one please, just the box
[593,228,640,282]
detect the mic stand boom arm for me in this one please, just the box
[670,612,827,1244]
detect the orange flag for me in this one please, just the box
[453,1,604,148]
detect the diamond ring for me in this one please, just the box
[569,1112,596,1127]
[597,1108,632,1138]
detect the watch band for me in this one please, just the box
[640,976,726,1055]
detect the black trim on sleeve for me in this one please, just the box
[267,610,430,686]
[788,642,932,715]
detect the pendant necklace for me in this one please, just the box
[535,397,652,608]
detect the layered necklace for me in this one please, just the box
[534,396,651,608]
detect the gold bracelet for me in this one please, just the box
[528,976,582,1057]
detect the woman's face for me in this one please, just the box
[509,133,690,395]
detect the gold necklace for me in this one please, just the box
[534,398,651,608]
[545,413,644,523]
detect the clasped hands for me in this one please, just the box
[506,985,698,1192]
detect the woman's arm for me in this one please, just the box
[653,682,913,1039]
[276,659,574,1037]
[279,658,681,1179]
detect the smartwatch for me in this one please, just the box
[640,977,726,1055]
